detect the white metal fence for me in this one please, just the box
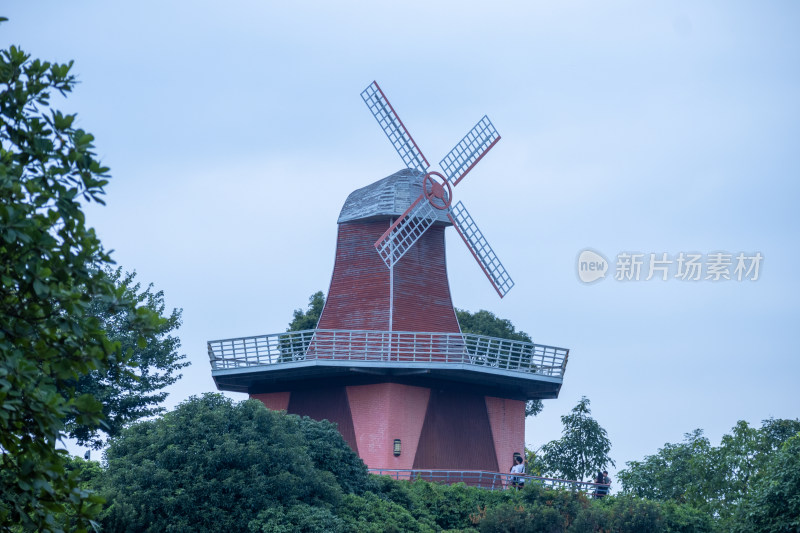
[208,329,568,379]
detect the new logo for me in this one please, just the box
[577,249,608,283]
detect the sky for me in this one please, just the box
[3,1,799,481]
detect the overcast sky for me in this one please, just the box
[3,1,799,480]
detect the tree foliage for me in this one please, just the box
[288,291,325,331]
[617,429,713,507]
[99,394,371,533]
[540,396,615,482]
[524,446,547,476]
[0,41,161,531]
[455,309,532,343]
[51,387,794,533]
[455,308,543,417]
[67,267,187,448]
[618,418,800,530]
[466,485,711,533]
[85,393,714,532]
[733,434,800,533]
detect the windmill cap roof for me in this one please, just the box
[338,169,453,225]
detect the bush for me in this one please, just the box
[99,394,368,533]
[478,501,564,533]
[339,491,436,533]
[606,496,662,533]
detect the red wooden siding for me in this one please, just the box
[392,225,460,333]
[318,220,459,333]
[318,221,391,331]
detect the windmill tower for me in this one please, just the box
[209,82,568,477]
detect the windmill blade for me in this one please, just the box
[361,81,430,175]
[447,201,514,298]
[439,116,500,186]
[374,195,439,268]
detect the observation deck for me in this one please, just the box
[208,329,569,400]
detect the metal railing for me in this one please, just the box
[208,329,568,379]
[368,469,606,493]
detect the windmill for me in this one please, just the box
[207,81,568,482]
[362,81,514,298]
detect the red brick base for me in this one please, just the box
[485,396,526,474]
[250,387,525,473]
[346,383,430,470]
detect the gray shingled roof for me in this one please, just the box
[338,169,452,225]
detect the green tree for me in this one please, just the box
[68,267,188,448]
[659,499,716,533]
[0,40,160,531]
[99,394,370,533]
[456,308,543,418]
[540,396,615,481]
[715,418,800,521]
[617,429,713,507]
[338,492,435,533]
[618,418,800,530]
[734,434,800,533]
[605,496,662,533]
[524,446,547,476]
[294,412,372,495]
[455,309,531,343]
[758,417,800,449]
[288,290,325,331]
[281,291,325,361]
[247,504,347,533]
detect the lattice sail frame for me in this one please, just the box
[361,82,430,175]
[439,116,500,186]
[375,197,439,268]
[362,81,514,298]
[448,202,514,297]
